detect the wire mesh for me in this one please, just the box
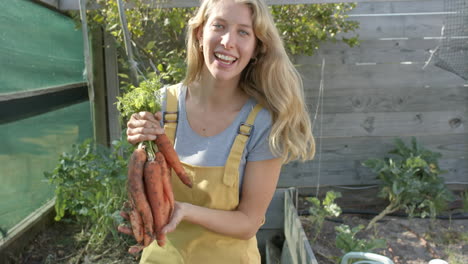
[433,0,468,80]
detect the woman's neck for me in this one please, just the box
[187,77,248,112]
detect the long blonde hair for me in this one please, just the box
[184,0,315,163]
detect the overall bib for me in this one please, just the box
[140,85,263,264]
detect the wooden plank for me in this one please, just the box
[340,15,446,40]
[304,85,468,114]
[104,33,122,144]
[57,0,439,10]
[263,188,289,229]
[282,189,319,264]
[279,157,468,187]
[296,134,468,161]
[306,38,441,52]
[308,111,466,138]
[91,27,109,146]
[258,188,288,263]
[266,239,282,264]
[298,63,466,91]
[0,199,55,262]
[349,0,444,15]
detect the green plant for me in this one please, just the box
[335,224,387,260]
[306,191,342,241]
[271,3,360,56]
[362,137,454,230]
[44,134,133,249]
[73,1,359,86]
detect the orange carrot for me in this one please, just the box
[129,207,144,244]
[155,134,192,188]
[156,152,175,216]
[144,159,166,247]
[127,146,154,244]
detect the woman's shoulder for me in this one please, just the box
[244,99,272,134]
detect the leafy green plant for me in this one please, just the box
[73,0,359,86]
[271,3,360,56]
[362,137,454,230]
[335,224,387,259]
[116,74,164,122]
[306,191,342,241]
[44,135,133,249]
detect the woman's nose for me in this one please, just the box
[220,31,235,49]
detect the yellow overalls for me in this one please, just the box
[140,85,263,264]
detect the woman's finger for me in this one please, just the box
[161,202,184,235]
[117,224,134,236]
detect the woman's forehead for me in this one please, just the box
[206,0,253,25]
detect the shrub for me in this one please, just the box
[362,137,454,230]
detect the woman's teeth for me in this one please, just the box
[215,53,236,64]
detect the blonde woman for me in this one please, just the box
[125,0,315,262]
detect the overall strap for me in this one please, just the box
[223,104,263,187]
[163,84,180,144]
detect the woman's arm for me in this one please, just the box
[162,157,282,240]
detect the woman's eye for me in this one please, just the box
[239,30,249,36]
[213,24,223,29]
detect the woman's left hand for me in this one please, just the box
[161,201,187,236]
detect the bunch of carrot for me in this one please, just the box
[118,134,192,254]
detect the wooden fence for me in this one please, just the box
[280,0,468,188]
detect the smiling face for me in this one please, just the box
[197,0,257,83]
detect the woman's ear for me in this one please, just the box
[196,26,203,44]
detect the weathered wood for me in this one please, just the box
[258,188,289,263]
[341,15,446,40]
[282,189,319,264]
[304,85,468,114]
[103,33,122,144]
[280,157,468,187]
[298,63,466,91]
[291,134,468,161]
[266,239,282,264]
[91,27,109,146]
[308,111,465,138]
[0,199,55,262]
[349,0,444,14]
[56,0,440,10]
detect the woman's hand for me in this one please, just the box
[126,111,164,145]
[161,201,186,237]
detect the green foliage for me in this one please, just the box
[306,191,342,241]
[362,137,454,229]
[116,74,164,122]
[44,135,133,248]
[335,224,387,257]
[76,0,194,85]
[74,0,359,87]
[271,3,360,56]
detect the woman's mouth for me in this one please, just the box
[214,52,237,65]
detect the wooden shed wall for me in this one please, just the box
[279,0,468,187]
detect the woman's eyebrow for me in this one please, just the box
[211,17,252,29]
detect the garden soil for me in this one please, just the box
[5,205,468,264]
[299,203,468,264]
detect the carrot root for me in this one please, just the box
[155,134,192,188]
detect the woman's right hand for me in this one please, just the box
[126,111,164,145]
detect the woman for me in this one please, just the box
[125,0,315,262]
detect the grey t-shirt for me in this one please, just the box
[161,83,276,188]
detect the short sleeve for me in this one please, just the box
[245,108,278,162]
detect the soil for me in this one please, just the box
[298,197,468,264]
[5,200,468,264]
[4,220,140,264]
